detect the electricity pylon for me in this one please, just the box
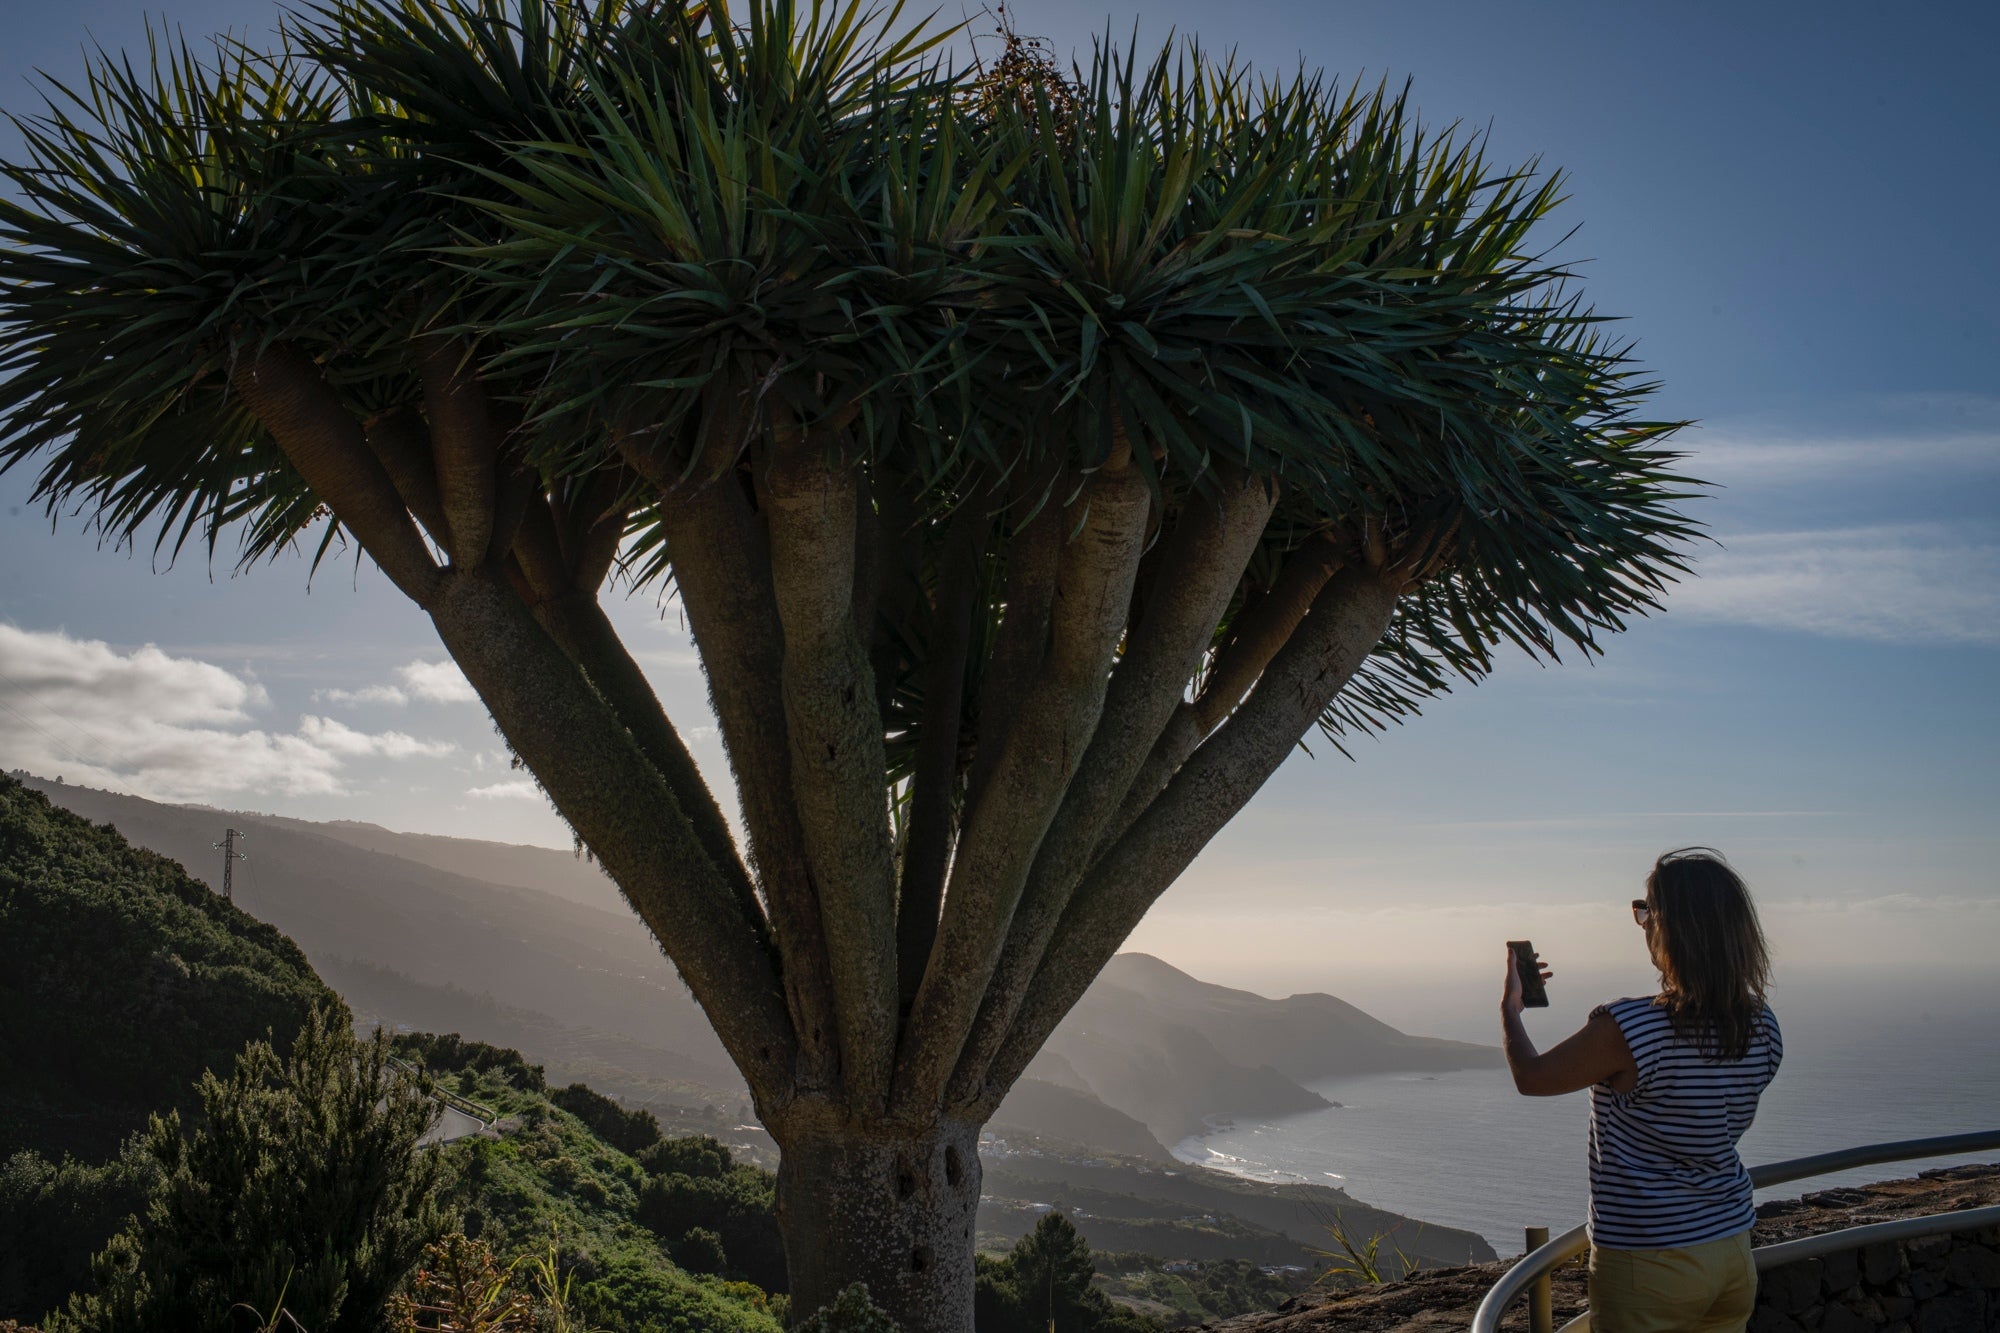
[213,827,246,902]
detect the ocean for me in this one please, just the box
[1171,972,2000,1257]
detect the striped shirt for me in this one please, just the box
[1587,996,1782,1250]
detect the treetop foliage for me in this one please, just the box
[0,0,1695,742]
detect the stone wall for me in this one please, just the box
[1754,1226,2000,1333]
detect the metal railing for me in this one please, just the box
[1472,1130,2000,1333]
[387,1055,498,1143]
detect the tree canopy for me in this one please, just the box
[0,1,1695,1322]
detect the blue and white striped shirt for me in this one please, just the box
[1587,996,1782,1250]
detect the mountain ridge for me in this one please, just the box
[17,774,1501,1157]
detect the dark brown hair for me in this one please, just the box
[1647,848,1772,1061]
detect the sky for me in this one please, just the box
[1,0,1995,1020]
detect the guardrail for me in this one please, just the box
[1472,1130,2000,1333]
[387,1055,498,1140]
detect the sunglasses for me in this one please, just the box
[1631,899,1652,926]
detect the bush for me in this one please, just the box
[549,1085,661,1158]
[634,1135,730,1181]
[55,1007,449,1333]
[669,1227,727,1277]
[633,1139,785,1292]
[792,1283,898,1333]
[394,1033,546,1093]
[0,1141,154,1324]
[388,1233,534,1333]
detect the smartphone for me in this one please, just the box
[1508,940,1549,1008]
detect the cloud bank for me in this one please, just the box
[317,658,478,707]
[1668,524,2000,645]
[0,625,454,801]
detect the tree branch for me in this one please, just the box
[972,564,1404,1109]
[418,336,499,568]
[890,463,1152,1118]
[964,474,1063,814]
[1107,532,1344,848]
[567,475,629,593]
[948,474,1276,1103]
[629,439,842,1091]
[763,432,901,1109]
[865,468,925,731]
[897,503,991,1009]
[534,590,764,934]
[428,565,795,1100]
[229,341,443,605]
[361,406,450,551]
[509,495,572,600]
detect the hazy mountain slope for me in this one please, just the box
[1037,954,1500,1142]
[259,814,629,915]
[988,1079,1173,1161]
[1100,953,1498,1080]
[19,777,740,1092]
[0,774,336,1162]
[320,957,744,1097]
[20,778,1499,1158]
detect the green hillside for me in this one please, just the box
[0,773,336,1162]
[0,775,780,1331]
[396,1035,785,1333]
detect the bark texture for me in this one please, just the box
[775,1119,984,1333]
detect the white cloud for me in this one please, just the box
[0,625,456,801]
[1665,524,2000,645]
[1690,429,2000,483]
[311,659,477,708]
[297,715,455,760]
[467,779,541,801]
[316,683,410,707]
[396,659,478,704]
[1688,396,2000,482]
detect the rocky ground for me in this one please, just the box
[1194,1163,2000,1333]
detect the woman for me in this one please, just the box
[1501,848,1782,1333]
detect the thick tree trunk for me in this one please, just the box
[775,1118,984,1333]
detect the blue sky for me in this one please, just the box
[2,0,1995,1009]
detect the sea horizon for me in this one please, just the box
[1168,969,2000,1256]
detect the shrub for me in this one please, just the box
[388,1233,534,1333]
[0,775,333,1164]
[634,1135,730,1181]
[549,1085,661,1158]
[55,1006,449,1333]
[792,1283,898,1333]
[394,1033,545,1093]
[0,1141,154,1323]
[633,1141,785,1292]
[669,1228,727,1277]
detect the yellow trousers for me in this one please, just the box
[1587,1231,1757,1333]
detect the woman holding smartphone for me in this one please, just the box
[1501,848,1782,1333]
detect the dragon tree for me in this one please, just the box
[0,1,1694,1326]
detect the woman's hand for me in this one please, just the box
[1500,944,1640,1097]
[1501,946,1552,1017]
